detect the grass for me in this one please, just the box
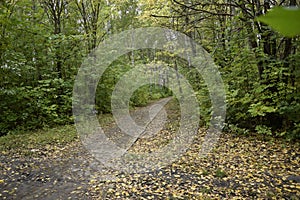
[202,170,209,176]
[0,113,117,155]
[215,168,227,178]
[98,113,115,128]
[0,125,78,154]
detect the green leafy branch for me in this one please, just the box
[256,6,300,37]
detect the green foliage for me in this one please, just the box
[255,125,272,136]
[96,61,131,113]
[0,1,86,135]
[227,124,249,135]
[215,168,227,178]
[256,6,300,37]
[96,59,172,113]
[220,35,300,139]
[0,79,73,136]
[130,84,172,107]
[178,64,212,125]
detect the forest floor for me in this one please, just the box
[0,98,299,200]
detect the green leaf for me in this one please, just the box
[256,6,300,37]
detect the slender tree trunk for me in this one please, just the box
[174,60,183,97]
[41,0,67,79]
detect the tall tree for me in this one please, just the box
[74,0,109,52]
[40,0,68,79]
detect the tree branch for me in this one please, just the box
[172,0,234,17]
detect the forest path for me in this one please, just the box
[0,97,299,199]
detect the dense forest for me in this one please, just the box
[0,0,299,140]
[1,0,300,199]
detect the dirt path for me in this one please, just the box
[0,97,176,199]
[1,98,299,199]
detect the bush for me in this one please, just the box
[0,79,73,136]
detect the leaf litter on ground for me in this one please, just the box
[0,98,299,199]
